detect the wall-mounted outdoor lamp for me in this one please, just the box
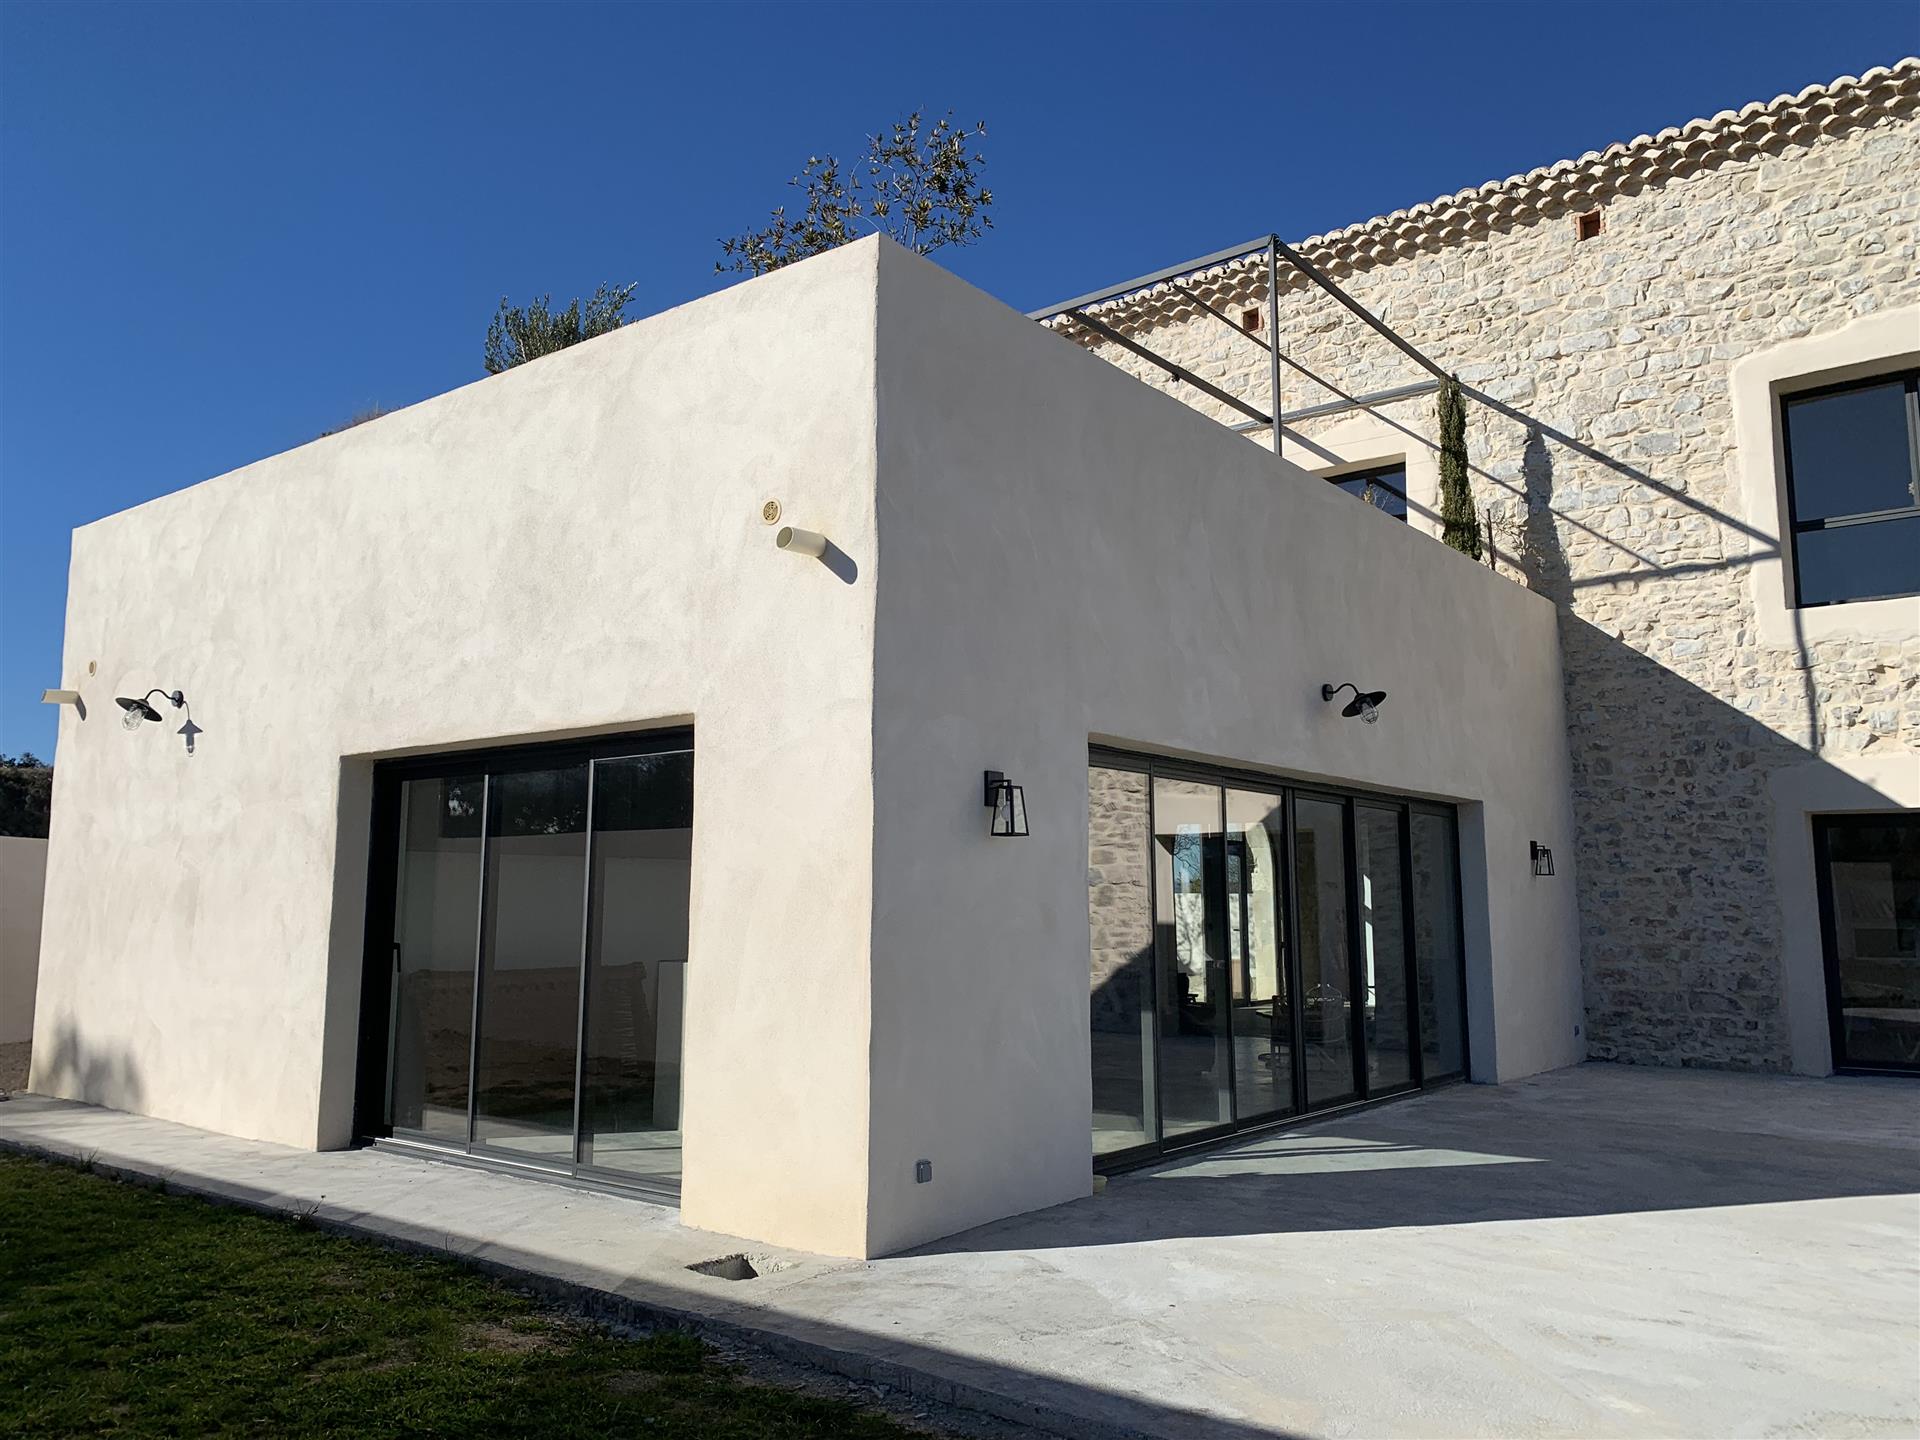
[117,689,185,730]
[1530,841,1556,877]
[984,770,1029,838]
[1322,682,1387,724]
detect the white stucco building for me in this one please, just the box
[27,62,1916,1259]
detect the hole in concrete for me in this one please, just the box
[686,1253,758,1281]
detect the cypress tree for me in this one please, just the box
[1438,374,1482,559]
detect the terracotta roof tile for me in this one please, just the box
[1048,60,1919,338]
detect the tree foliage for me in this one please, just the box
[1437,375,1482,560]
[0,753,52,839]
[484,283,637,375]
[717,111,993,276]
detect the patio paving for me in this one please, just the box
[3,1063,1915,1439]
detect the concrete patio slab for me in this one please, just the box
[4,1064,1916,1439]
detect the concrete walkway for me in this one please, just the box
[4,1065,1916,1439]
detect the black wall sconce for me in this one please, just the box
[117,689,185,730]
[116,688,199,753]
[1531,841,1556,877]
[984,770,1029,837]
[1322,682,1387,725]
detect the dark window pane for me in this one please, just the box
[579,751,694,1185]
[1090,766,1155,1155]
[1295,796,1356,1108]
[1784,380,1916,521]
[1154,778,1233,1136]
[1411,812,1467,1080]
[1332,465,1409,520]
[1356,805,1414,1093]
[1226,789,1293,1122]
[389,775,483,1141]
[1794,515,1920,606]
[472,765,589,1160]
[1821,814,1920,1071]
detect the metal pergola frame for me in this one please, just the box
[1028,234,1457,460]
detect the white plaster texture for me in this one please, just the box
[35,240,885,1256]
[867,243,1581,1254]
[37,237,1582,1256]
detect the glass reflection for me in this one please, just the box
[472,766,588,1160]
[1154,778,1232,1135]
[1356,805,1414,1092]
[1226,789,1292,1122]
[1820,815,1920,1071]
[1411,811,1467,1079]
[1295,796,1355,1108]
[579,751,695,1181]
[1089,766,1155,1154]
[388,775,483,1141]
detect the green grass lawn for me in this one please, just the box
[0,1154,922,1438]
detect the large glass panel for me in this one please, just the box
[1153,778,1232,1136]
[1225,788,1292,1122]
[1793,514,1920,607]
[1820,814,1920,1072]
[579,751,695,1182]
[1295,795,1355,1108]
[472,765,589,1159]
[1783,379,1916,521]
[388,775,483,1141]
[1089,765,1155,1155]
[1356,805,1414,1093]
[1411,810,1467,1080]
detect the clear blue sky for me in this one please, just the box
[2,0,1915,758]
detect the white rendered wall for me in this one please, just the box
[866,243,1583,1255]
[34,242,884,1257]
[1,837,48,1045]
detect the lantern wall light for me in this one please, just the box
[116,689,186,731]
[983,770,1029,838]
[1531,841,1556,877]
[1322,682,1387,724]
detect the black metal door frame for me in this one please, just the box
[1090,745,1468,1174]
[351,727,695,1191]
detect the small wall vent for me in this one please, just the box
[1574,208,1603,242]
[1242,308,1262,332]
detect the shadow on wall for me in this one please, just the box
[29,1019,144,1112]
[1511,428,1902,1070]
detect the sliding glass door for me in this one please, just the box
[1087,748,1468,1168]
[361,731,693,1195]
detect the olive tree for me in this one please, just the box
[718,111,993,276]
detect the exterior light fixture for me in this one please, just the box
[116,689,186,731]
[984,770,1029,838]
[1322,682,1387,724]
[1531,841,1556,877]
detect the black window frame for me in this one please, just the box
[1088,745,1469,1175]
[1326,461,1411,521]
[1778,368,1920,609]
[1812,811,1920,1078]
[352,726,695,1203]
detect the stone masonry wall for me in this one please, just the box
[1077,104,1920,1070]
